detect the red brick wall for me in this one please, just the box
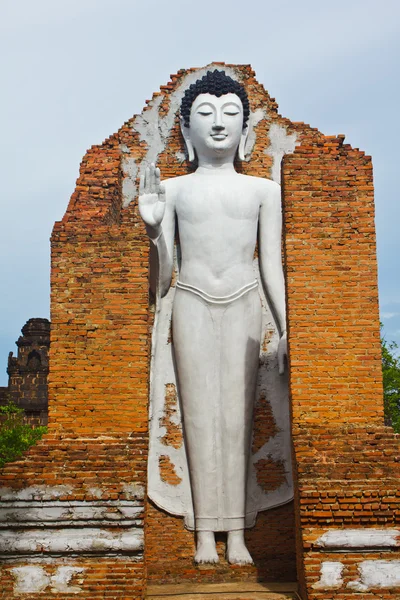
[283,137,383,426]
[0,117,151,599]
[50,227,149,435]
[282,138,400,598]
[0,434,147,599]
[0,561,145,600]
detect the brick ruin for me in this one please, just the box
[0,63,399,599]
[0,318,50,425]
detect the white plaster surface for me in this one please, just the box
[316,528,400,549]
[0,485,73,501]
[1,527,143,554]
[86,486,103,499]
[175,151,186,163]
[244,108,266,160]
[11,566,85,594]
[50,567,85,593]
[3,555,140,565]
[313,561,344,589]
[12,566,49,593]
[348,560,400,591]
[0,502,142,524]
[122,483,145,500]
[0,484,143,505]
[122,156,138,208]
[265,123,299,183]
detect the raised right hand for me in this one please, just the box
[138,163,166,235]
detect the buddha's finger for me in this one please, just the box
[145,166,150,194]
[159,182,166,202]
[149,163,156,194]
[155,167,161,194]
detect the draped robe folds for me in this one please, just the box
[147,248,293,530]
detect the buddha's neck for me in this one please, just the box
[195,160,236,175]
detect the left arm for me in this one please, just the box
[258,181,287,374]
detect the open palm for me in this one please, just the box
[138,163,166,233]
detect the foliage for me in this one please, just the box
[0,400,47,469]
[381,331,400,433]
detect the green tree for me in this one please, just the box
[381,330,400,433]
[0,400,47,469]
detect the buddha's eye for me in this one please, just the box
[197,111,213,116]
[224,111,240,116]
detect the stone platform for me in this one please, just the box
[147,582,300,599]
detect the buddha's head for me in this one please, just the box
[180,70,250,163]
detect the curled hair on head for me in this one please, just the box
[180,70,250,130]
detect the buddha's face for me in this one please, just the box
[188,93,244,160]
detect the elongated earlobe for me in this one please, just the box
[238,126,249,161]
[180,118,195,162]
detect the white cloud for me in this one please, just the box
[0,0,103,30]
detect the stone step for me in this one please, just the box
[147,582,300,599]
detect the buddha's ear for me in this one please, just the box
[238,125,249,161]
[180,117,195,162]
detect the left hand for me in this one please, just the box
[278,332,287,375]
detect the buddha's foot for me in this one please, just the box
[194,531,219,564]
[227,530,254,565]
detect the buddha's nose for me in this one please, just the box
[213,112,224,129]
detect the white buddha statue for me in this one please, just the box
[139,70,287,565]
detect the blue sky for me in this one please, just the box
[1,0,399,385]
